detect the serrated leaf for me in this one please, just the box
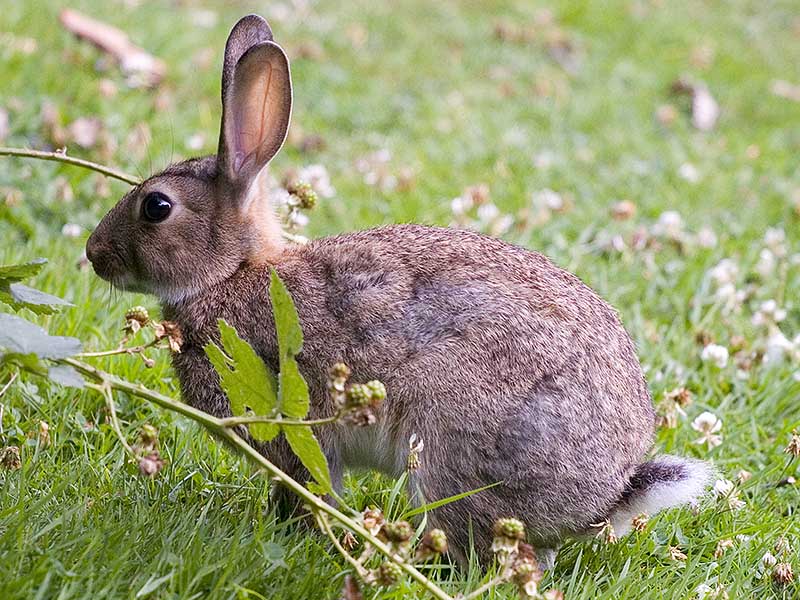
[0,259,47,285]
[0,283,72,315]
[48,364,85,388]
[269,270,303,357]
[282,425,331,492]
[0,314,82,359]
[269,271,310,419]
[279,357,309,419]
[204,319,279,442]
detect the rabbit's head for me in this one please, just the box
[86,15,291,304]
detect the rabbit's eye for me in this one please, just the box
[141,192,172,223]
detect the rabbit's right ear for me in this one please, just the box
[217,15,291,195]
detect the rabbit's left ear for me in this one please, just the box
[217,15,291,191]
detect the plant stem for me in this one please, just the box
[0,146,141,186]
[78,339,161,358]
[460,566,513,600]
[219,413,341,428]
[0,372,18,399]
[60,357,454,600]
[314,510,371,580]
[90,382,136,458]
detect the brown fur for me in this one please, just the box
[86,15,710,566]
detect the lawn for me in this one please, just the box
[1,0,799,598]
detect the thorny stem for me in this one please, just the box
[219,412,342,428]
[78,338,161,358]
[59,357,455,600]
[0,146,142,185]
[0,146,307,244]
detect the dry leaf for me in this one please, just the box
[59,9,166,88]
[770,80,800,103]
[671,78,720,131]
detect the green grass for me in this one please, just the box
[2,0,800,598]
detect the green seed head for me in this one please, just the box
[346,384,371,407]
[493,517,525,540]
[422,529,448,554]
[377,561,403,586]
[382,521,413,543]
[125,306,150,326]
[366,380,386,403]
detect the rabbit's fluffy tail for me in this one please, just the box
[609,455,713,535]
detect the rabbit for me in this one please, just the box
[85,14,712,567]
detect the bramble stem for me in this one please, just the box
[78,338,161,358]
[59,357,455,600]
[219,412,342,428]
[0,146,141,185]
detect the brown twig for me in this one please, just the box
[0,147,141,185]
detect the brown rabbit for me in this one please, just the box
[86,15,711,567]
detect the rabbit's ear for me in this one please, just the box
[217,18,291,191]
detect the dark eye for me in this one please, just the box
[141,192,172,223]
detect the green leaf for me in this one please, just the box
[0,314,82,359]
[0,259,47,285]
[269,270,303,357]
[48,365,85,388]
[204,319,279,442]
[401,481,503,519]
[269,270,309,419]
[282,425,331,492]
[278,357,309,419]
[0,283,72,315]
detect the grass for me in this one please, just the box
[1,0,799,598]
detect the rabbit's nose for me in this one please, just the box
[85,232,114,278]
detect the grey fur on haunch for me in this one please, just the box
[85,15,712,566]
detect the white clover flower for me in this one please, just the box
[713,479,745,510]
[756,248,777,277]
[61,223,82,237]
[298,164,336,198]
[701,344,729,368]
[764,227,787,257]
[714,283,746,314]
[653,210,684,239]
[532,188,564,211]
[678,162,700,183]
[451,196,470,215]
[752,300,787,327]
[692,411,723,448]
[477,202,500,223]
[696,226,718,248]
[763,331,796,365]
[762,551,778,568]
[709,259,739,286]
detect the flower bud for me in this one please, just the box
[377,561,403,586]
[773,562,794,584]
[420,529,448,555]
[365,380,386,403]
[287,181,318,210]
[125,306,150,326]
[138,450,164,477]
[346,384,371,407]
[381,521,413,543]
[493,517,525,540]
[0,446,21,470]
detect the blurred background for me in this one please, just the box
[1,2,799,598]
